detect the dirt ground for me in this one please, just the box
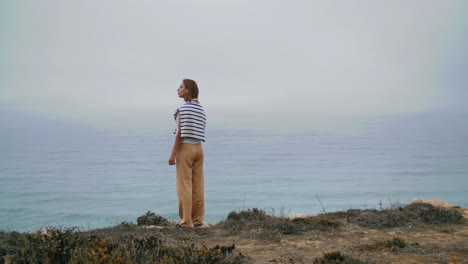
[174,210,468,264]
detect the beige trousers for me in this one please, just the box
[176,143,204,227]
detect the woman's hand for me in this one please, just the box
[168,155,176,165]
[169,113,181,166]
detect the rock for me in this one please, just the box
[196,222,214,228]
[288,213,312,220]
[142,225,164,229]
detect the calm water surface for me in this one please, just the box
[1,112,467,231]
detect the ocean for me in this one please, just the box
[1,111,467,231]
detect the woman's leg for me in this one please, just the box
[176,144,195,227]
[191,144,205,225]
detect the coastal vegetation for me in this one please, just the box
[0,202,465,263]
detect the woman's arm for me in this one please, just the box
[168,116,182,165]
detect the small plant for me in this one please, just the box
[384,235,407,249]
[313,251,374,264]
[313,251,345,263]
[367,235,408,252]
[137,211,169,226]
[274,218,300,235]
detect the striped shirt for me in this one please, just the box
[176,99,206,142]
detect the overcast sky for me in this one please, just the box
[1,0,467,130]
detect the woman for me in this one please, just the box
[168,79,206,228]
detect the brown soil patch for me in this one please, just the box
[190,216,468,263]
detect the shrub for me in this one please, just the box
[292,216,340,229]
[11,227,86,264]
[0,232,24,260]
[85,237,131,264]
[274,218,300,235]
[2,228,248,264]
[346,202,463,228]
[348,208,413,228]
[219,209,340,237]
[405,203,463,224]
[137,211,170,226]
[313,251,345,263]
[364,235,408,252]
[384,235,407,249]
[226,208,270,221]
[313,251,375,264]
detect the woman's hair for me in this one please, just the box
[183,79,199,102]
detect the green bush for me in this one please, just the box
[384,235,407,249]
[11,227,86,264]
[405,203,463,224]
[292,216,340,229]
[1,226,250,264]
[219,209,340,237]
[226,208,270,221]
[137,211,170,226]
[346,203,463,228]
